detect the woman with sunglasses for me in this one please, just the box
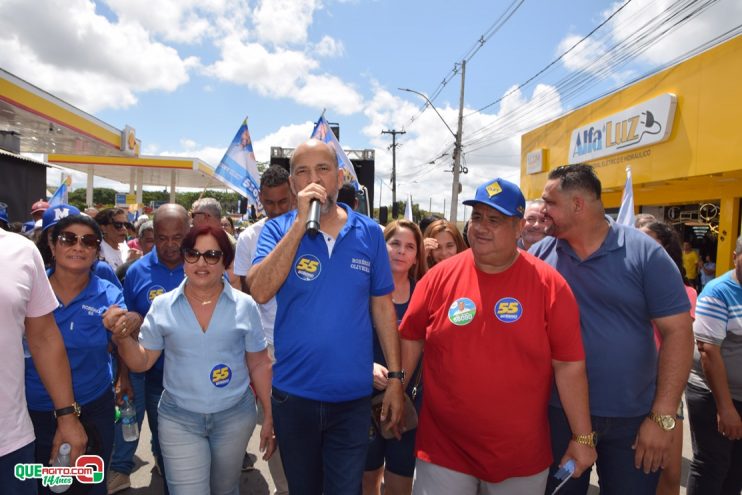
[25,214,140,495]
[95,208,138,271]
[35,204,123,289]
[112,225,275,494]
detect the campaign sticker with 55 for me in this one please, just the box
[15,455,104,488]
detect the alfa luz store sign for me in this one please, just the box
[568,93,677,164]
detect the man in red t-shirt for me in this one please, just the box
[399,178,596,494]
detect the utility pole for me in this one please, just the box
[382,129,406,215]
[451,59,466,223]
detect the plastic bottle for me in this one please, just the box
[49,442,71,493]
[120,395,139,442]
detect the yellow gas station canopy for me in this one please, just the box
[0,68,220,190]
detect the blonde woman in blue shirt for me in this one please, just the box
[112,225,275,495]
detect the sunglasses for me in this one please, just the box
[182,248,223,265]
[110,221,128,230]
[57,231,100,249]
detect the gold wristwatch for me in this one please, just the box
[649,411,676,431]
[571,431,597,448]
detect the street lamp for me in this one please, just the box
[399,65,466,223]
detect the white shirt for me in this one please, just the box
[0,231,59,456]
[100,240,129,271]
[234,218,277,344]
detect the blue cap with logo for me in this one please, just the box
[42,204,81,232]
[463,178,526,218]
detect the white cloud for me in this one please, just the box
[206,35,363,115]
[313,35,345,57]
[252,0,320,46]
[557,0,742,78]
[557,35,608,74]
[0,0,197,112]
[363,83,563,217]
[104,0,231,44]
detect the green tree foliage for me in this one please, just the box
[66,188,243,213]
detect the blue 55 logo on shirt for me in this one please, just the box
[494,297,523,323]
[295,255,321,281]
[148,285,165,302]
[210,364,232,387]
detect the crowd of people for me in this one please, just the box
[1,140,740,495]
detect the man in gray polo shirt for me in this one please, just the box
[531,164,693,494]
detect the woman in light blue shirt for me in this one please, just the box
[112,225,274,495]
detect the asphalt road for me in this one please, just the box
[116,399,695,494]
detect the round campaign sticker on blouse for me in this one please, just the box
[210,364,232,388]
[494,297,523,323]
[448,298,477,326]
[294,254,321,281]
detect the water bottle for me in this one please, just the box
[49,443,71,493]
[120,395,139,442]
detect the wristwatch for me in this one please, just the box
[571,431,597,448]
[648,411,676,431]
[53,402,81,419]
[387,370,406,384]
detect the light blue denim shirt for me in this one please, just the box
[139,278,266,414]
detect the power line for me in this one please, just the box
[402,0,527,130]
[461,0,723,154]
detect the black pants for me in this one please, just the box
[686,383,742,494]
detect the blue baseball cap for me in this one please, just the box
[21,220,36,233]
[463,178,526,218]
[42,204,81,232]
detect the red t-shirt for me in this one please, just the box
[399,249,583,482]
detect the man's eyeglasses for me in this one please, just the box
[191,211,210,219]
[57,231,100,249]
[110,221,128,230]
[182,248,223,265]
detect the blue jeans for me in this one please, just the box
[29,389,114,495]
[109,368,165,482]
[271,386,371,495]
[544,406,660,495]
[0,441,37,495]
[686,383,742,494]
[157,389,256,495]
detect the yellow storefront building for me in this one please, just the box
[521,34,742,273]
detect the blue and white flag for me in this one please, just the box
[48,175,71,207]
[311,114,360,189]
[616,166,635,227]
[405,193,413,221]
[214,118,263,215]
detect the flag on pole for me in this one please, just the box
[616,166,635,227]
[404,193,413,221]
[311,114,360,190]
[214,118,263,215]
[48,175,71,207]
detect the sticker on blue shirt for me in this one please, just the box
[148,285,166,302]
[448,298,476,326]
[294,255,321,281]
[494,297,523,323]
[210,364,232,387]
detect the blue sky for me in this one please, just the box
[1,0,739,218]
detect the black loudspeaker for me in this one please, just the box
[379,206,388,225]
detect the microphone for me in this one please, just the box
[306,199,321,236]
